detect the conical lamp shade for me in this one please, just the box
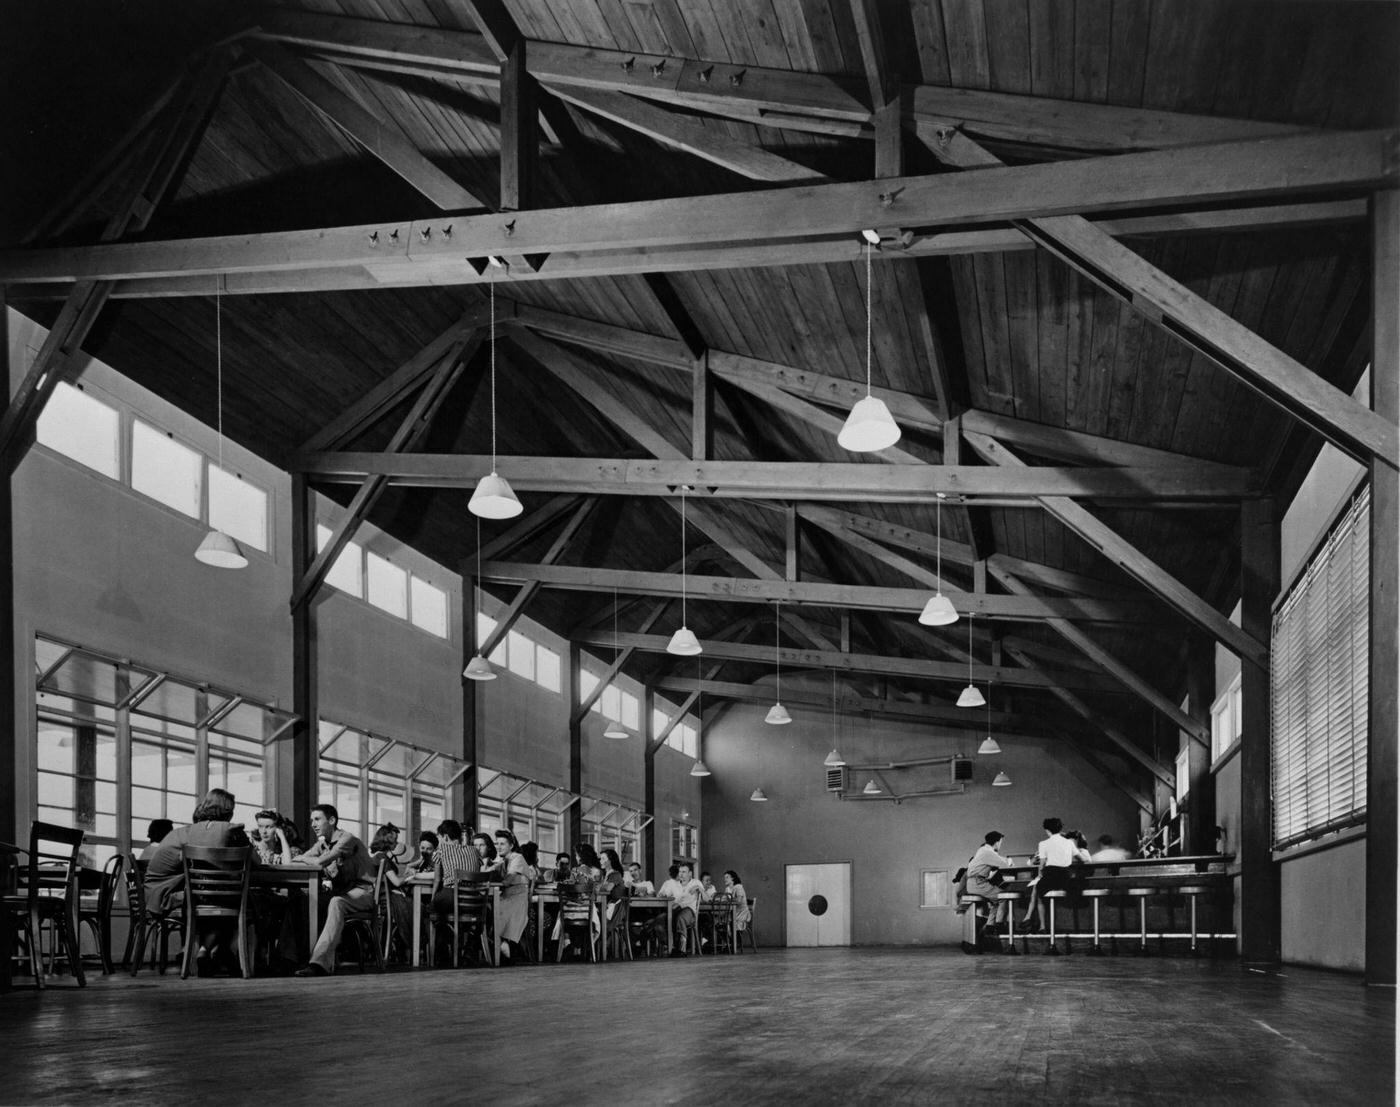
[956,683,986,708]
[689,758,711,777]
[749,788,768,802]
[992,770,1013,787]
[862,779,881,795]
[463,654,497,681]
[666,626,702,656]
[823,748,846,767]
[919,592,958,626]
[195,529,247,569]
[837,394,901,452]
[603,720,628,739]
[469,471,523,519]
[765,702,791,725]
[978,735,1001,755]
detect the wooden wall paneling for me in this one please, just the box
[945,255,985,402]
[1144,1,1228,115]
[1001,249,1039,420]
[1027,0,1074,99]
[553,0,618,48]
[1034,250,1070,429]
[1102,295,1147,437]
[1121,244,1183,448]
[871,259,924,398]
[968,253,1013,413]
[981,0,1030,95]
[591,0,645,52]
[1073,0,1111,103]
[905,0,951,85]
[1071,282,1119,438]
[937,0,990,89]
[1104,0,1150,106]
[734,0,796,69]
[766,0,820,71]
[645,0,701,57]
[1321,5,1400,129]
[806,264,867,378]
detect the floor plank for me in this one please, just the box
[0,949,1392,1105]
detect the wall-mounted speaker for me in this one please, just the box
[825,767,846,792]
[952,758,974,782]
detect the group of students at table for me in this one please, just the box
[138,787,749,978]
[959,816,1135,935]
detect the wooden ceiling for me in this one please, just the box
[4,0,1396,800]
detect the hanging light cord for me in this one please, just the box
[967,612,974,682]
[475,514,482,652]
[614,583,620,659]
[865,241,873,397]
[774,601,781,700]
[936,494,943,591]
[489,271,498,472]
[215,277,224,474]
[680,487,688,626]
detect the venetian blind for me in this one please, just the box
[1270,484,1370,849]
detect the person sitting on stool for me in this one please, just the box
[966,831,1014,930]
[1023,817,1076,933]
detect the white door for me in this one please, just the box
[785,862,851,946]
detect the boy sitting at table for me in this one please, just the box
[657,863,708,956]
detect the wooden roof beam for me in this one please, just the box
[576,630,1119,693]
[6,130,1390,286]
[478,562,1159,623]
[966,430,1269,671]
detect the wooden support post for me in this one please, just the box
[500,39,536,213]
[461,576,479,831]
[290,474,318,833]
[785,504,800,582]
[568,643,583,848]
[692,351,712,461]
[643,685,657,879]
[1239,496,1280,967]
[1367,189,1398,987]
[0,291,14,844]
[1184,631,1215,855]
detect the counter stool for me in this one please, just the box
[1126,887,1153,955]
[959,895,988,952]
[995,891,1022,955]
[1082,888,1110,956]
[1043,890,1067,955]
[1178,885,1210,956]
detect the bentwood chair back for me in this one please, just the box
[450,871,495,968]
[343,857,386,973]
[741,897,758,952]
[79,852,125,974]
[125,855,183,975]
[555,880,599,962]
[707,896,736,954]
[2,821,87,988]
[179,845,252,979]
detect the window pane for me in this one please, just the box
[536,646,561,692]
[652,709,669,738]
[317,525,363,596]
[476,613,507,665]
[620,691,640,730]
[209,465,268,552]
[37,382,119,478]
[507,631,535,679]
[601,684,620,720]
[366,552,407,617]
[410,577,448,638]
[131,419,201,517]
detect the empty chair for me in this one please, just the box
[706,897,736,955]
[124,854,183,975]
[179,845,253,979]
[2,821,87,988]
[1082,888,1111,956]
[739,896,758,953]
[606,892,633,961]
[78,853,125,975]
[342,858,386,973]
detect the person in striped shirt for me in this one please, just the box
[428,820,482,963]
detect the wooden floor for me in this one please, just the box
[1,950,1393,1105]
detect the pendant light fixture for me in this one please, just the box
[918,493,957,625]
[764,601,791,725]
[837,240,901,452]
[978,690,1000,754]
[823,670,845,766]
[749,788,769,802]
[666,486,702,655]
[992,770,1013,787]
[463,515,497,681]
[956,613,986,708]
[195,278,248,569]
[603,585,628,738]
[469,269,523,519]
[689,759,711,777]
[862,779,882,795]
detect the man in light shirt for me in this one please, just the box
[657,862,707,956]
[625,862,654,895]
[1091,835,1132,862]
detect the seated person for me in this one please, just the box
[548,852,573,885]
[657,862,705,956]
[411,831,439,874]
[138,818,174,862]
[572,843,603,884]
[427,820,483,963]
[1023,817,1077,932]
[249,809,303,968]
[371,823,413,960]
[963,831,1013,927]
[700,871,717,899]
[142,788,248,976]
[251,809,299,866]
[1091,835,1132,862]
[1065,829,1093,863]
[519,841,541,884]
[294,804,378,977]
[472,832,500,874]
[625,862,654,895]
[723,871,750,934]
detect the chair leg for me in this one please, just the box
[129,919,148,977]
[26,908,44,987]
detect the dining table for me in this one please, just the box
[250,862,323,955]
[406,873,503,967]
[622,894,674,957]
[698,897,738,954]
[531,885,616,962]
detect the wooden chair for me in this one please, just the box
[739,896,758,953]
[78,853,124,974]
[343,858,386,973]
[2,821,86,988]
[605,890,632,961]
[124,854,183,975]
[554,881,599,963]
[450,872,496,968]
[706,896,736,954]
[179,845,252,979]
